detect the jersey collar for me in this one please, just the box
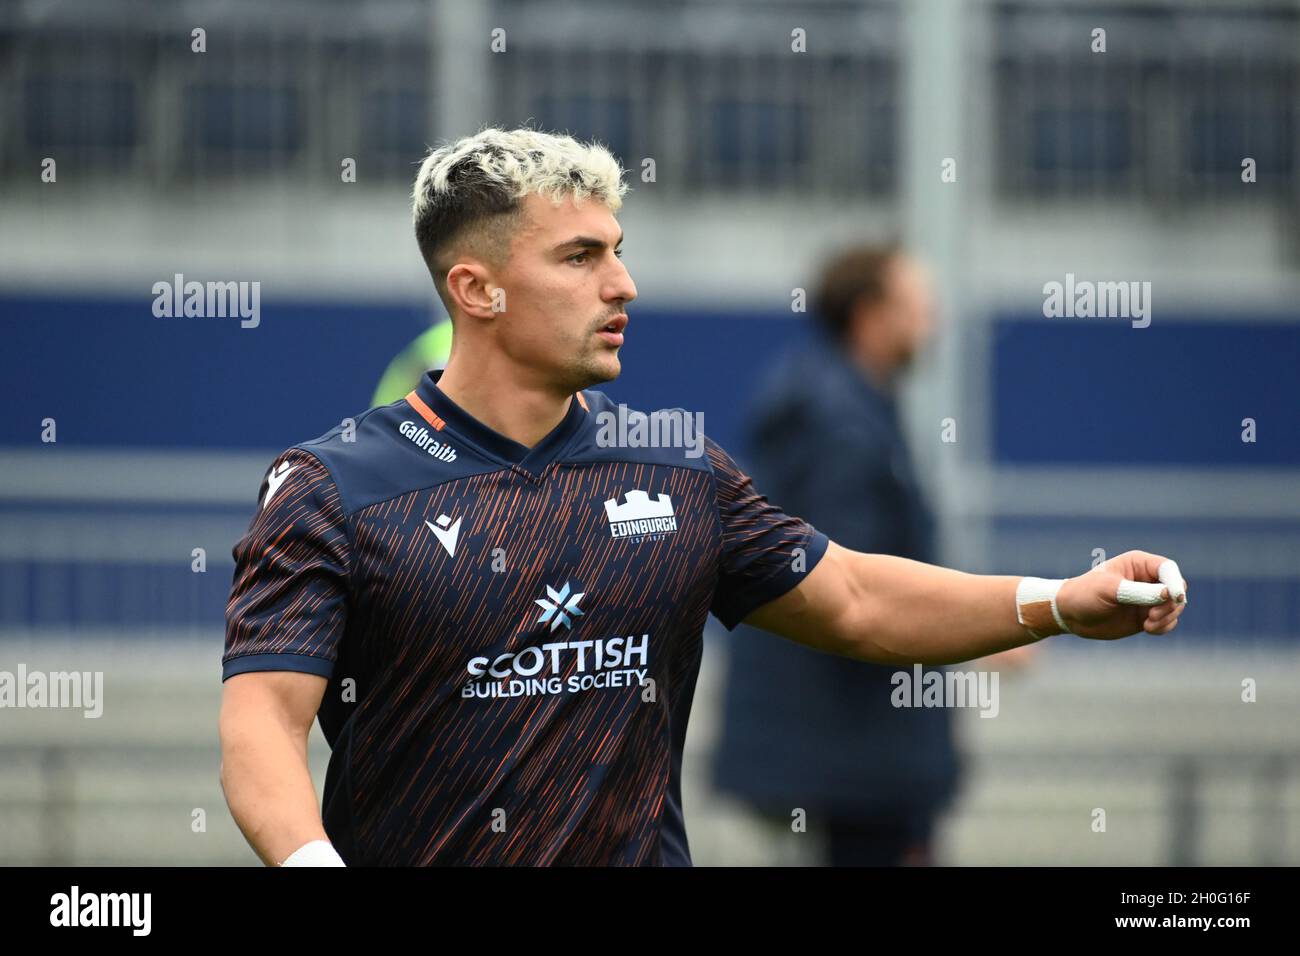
[407,369,589,474]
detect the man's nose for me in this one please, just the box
[605,258,637,305]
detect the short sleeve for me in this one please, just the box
[706,436,829,630]
[222,448,351,681]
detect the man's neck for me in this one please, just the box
[435,361,573,449]
[848,342,896,397]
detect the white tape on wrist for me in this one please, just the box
[280,840,346,867]
[1016,576,1071,640]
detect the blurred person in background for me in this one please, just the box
[713,243,1037,866]
[371,317,454,406]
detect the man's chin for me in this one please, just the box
[581,353,621,387]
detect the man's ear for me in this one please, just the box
[445,261,499,321]
[846,296,877,350]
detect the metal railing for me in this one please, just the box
[4,0,1293,199]
[2,741,1295,865]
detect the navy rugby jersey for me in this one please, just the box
[222,369,829,865]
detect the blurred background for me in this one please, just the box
[1,0,1298,865]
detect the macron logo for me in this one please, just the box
[604,490,678,539]
[262,462,297,509]
[425,514,462,558]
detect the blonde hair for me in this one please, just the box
[412,127,628,309]
[413,126,627,224]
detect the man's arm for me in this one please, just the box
[743,541,1188,665]
[218,670,332,866]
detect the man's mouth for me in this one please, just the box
[597,314,628,346]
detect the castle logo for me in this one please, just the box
[604,490,678,540]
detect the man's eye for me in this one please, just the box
[568,249,624,263]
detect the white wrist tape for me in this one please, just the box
[280,840,346,867]
[1016,576,1071,640]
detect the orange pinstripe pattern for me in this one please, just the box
[224,431,821,865]
[329,458,722,864]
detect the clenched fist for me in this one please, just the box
[1055,550,1189,640]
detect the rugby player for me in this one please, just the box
[218,127,1188,866]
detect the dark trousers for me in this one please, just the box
[823,811,937,867]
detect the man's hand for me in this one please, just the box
[1055,550,1189,640]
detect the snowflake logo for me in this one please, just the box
[535,582,586,632]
